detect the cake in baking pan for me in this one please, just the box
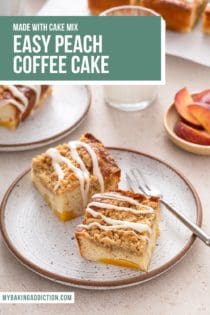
[203,3,210,33]
[140,0,207,32]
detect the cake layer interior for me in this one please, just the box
[76,216,160,271]
[32,172,83,222]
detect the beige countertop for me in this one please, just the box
[0,55,210,314]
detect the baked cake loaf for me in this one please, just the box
[203,3,210,33]
[31,133,121,222]
[0,85,52,129]
[140,0,207,32]
[75,190,160,271]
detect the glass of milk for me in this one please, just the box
[101,5,159,111]
[104,85,157,111]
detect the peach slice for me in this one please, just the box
[188,103,210,133]
[175,88,201,126]
[174,120,210,145]
[193,89,210,104]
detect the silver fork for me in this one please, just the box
[126,168,210,246]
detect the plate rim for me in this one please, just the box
[0,85,91,151]
[0,148,202,289]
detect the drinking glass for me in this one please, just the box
[101,5,159,112]
[88,0,130,15]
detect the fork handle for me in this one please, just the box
[161,199,210,246]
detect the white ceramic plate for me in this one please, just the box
[0,148,202,289]
[0,85,91,152]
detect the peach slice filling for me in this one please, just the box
[54,210,77,222]
[0,120,16,129]
[99,258,141,269]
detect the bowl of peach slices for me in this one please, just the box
[164,87,210,155]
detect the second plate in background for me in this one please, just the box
[0,85,91,152]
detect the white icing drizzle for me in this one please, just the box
[68,141,90,205]
[88,201,153,215]
[6,85,28,107]
[68,141,104,192]
[0,85,42,115]
[46,147,88,205]
[93,192,153,212]
[79,191,154,240]
[46,148,65,181]
[27,85,41,106]
[0,99,25,112]
[78,222,149,241]
[46,141,104,207]
[85,207,151,234]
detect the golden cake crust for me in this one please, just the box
[32,133,121,195]
[142,0,200,10]
[203,3,210,33]
[75,190,160,256]
[141,0,207,32]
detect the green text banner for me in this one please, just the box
[0,16,164,82]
